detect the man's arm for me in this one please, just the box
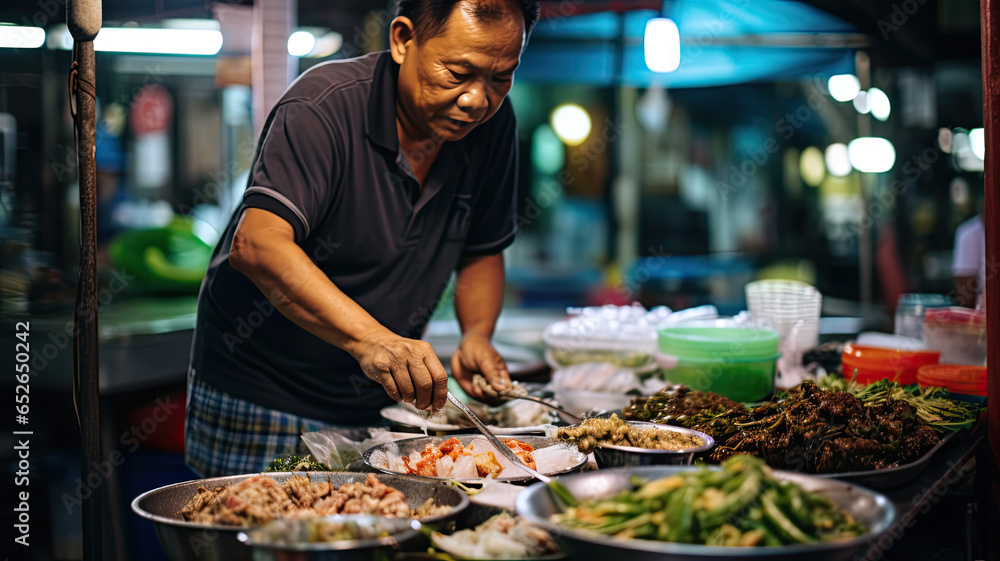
[230,208,448,410]
[451,252,512,401]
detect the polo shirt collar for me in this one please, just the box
[366,51,399,152]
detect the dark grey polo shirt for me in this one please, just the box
[191,51,518,425]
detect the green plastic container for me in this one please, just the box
[657,327,780,402]
[658,327,779,359]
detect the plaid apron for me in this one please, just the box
[184,368,330,478]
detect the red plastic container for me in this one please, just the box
[841,344,940,385]
[917,364,987,398]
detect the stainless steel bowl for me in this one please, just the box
[131,472,469,561]
[363,435,587,485]
[515,466,896,561]
[577,421,715,468]
[237,515,422,561]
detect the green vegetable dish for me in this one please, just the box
[550,455,866,547]
[265,454,331,472]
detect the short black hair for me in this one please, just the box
[394,0,541,42]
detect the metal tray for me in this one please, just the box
[814,430,959,489]
[131,472,469,561]
[516,465,896,561]
[363,435,587,484]
[613,410,963,489]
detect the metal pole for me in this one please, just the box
[980,0,1000,513]
[70,40,102,561]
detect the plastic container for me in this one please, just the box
[658,327,779,358]
[894,293,952,340]
[745,280,822,352]
[917,364,987,403]
[841,344,940,386]
[657,353,781,403]
[543,305,658,371]
[657,327,781,402]
[922,307,987,366]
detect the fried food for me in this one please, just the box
[557,413,706,454]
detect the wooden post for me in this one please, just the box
[71,40,102,561]
[982,0,1000,507]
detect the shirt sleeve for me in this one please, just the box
[953,219,982,276]
[243,101,339,244]
[462,101,519,257]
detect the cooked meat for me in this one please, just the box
[474,451,504,478]
[178,473,442,526]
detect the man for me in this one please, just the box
[185,0,541,477]
[953,210,985,309]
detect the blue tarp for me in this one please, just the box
[519,2,857,87]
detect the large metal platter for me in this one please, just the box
[516,465,895,561]
[609,410,962,489]
[363,435,587,484]
[813,430,958,489]
[131,472,469,561]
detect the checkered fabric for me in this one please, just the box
[184,369,329,478]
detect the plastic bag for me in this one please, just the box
[300,428,402,470]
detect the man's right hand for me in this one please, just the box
[350,331,449,411]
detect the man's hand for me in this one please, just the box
[350,331,449,411]
[451,334,511,404]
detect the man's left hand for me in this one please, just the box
[451,334,511,405]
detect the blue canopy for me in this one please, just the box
[519,1,857,87]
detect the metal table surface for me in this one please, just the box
[0,295,198,393]
[859,423,986,560]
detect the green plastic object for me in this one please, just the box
[658,327,779,359]
[660,353,781,403]
[109,218,212,293]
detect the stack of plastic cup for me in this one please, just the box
[745,280,822,353]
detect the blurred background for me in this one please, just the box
[0,0,989,559]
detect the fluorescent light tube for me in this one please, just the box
[0,25,45,49]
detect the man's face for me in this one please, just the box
[393,3,525,142]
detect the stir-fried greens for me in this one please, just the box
[552,455,867,546]
[624,381,942,472]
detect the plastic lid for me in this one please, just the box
[841,344,940,369]
[924,307,986,327]
[658,327,779,359]
[916,364,987,396]
[896,293,952,308]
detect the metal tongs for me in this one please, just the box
[447,392,551,483]
[499,391,582,423]
[472,375,582,422]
